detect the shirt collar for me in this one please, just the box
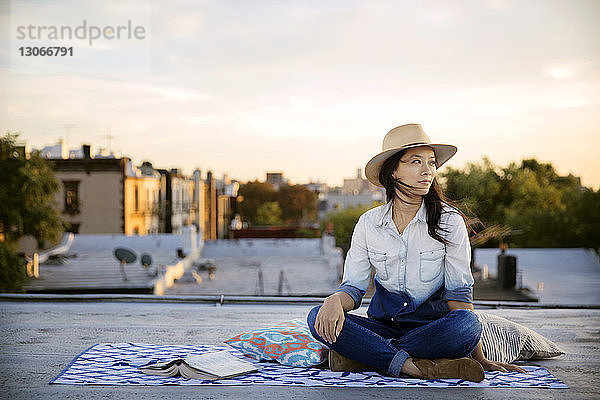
[377,199,427,228]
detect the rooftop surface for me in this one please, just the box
[1,297,598,400]
[25,235,600,306]
[475,248,600,305]
[23,233,198,293]
[166,239,341,296]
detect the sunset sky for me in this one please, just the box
[1,0,599,188]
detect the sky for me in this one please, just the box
[1,0,599,188]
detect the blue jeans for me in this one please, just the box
[306,306,482,377]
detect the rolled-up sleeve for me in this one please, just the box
[442,211,474,303]
[335,214,372,310]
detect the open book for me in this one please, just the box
[138,350,259,380]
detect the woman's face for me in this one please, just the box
[392,146,437,197]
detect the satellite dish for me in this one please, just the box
[114,247,137,281]
[114,247,137,264]
[141,253,152,267]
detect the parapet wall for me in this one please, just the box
[201,238,329,258]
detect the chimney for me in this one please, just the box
[14,145,29,159]
[59,138,68,159]
[140,161,154,175]
[82,144,92,159]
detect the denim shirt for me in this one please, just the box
[336,200,474,320]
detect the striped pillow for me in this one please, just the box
[476,312,565,364]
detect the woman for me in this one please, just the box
[307,124,526,381]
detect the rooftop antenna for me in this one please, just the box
[104,127,114,153]
[62,123,76,145]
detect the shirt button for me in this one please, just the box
[400,284,404,288]
[403,302,408,307]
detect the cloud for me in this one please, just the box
[149,86,212,102]
[2,0,600,188]
[543,60,595,80]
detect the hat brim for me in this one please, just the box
[365,143,457,188]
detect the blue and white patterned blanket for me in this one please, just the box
[51,343,568,388]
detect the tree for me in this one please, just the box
[238,181,277,225]
[442,157,502,221]
[0,133,64,292]
[239,181,318,226]
[255,201,283,225]
[441,156,598,250]
[564,188,600,253]
[276,184,318,224]
[498,160,568,247]
[322,202,380,254]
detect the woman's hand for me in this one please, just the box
[477,358,528,374]
[314,295,346,344]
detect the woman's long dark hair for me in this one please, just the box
[378,149,468,245]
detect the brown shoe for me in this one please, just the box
[412,357,485,382]
[328,350,373,372]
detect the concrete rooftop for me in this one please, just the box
[166,238,342,296]
[475,248,600,305]
[23,233,200,294]
[1,297,598,400]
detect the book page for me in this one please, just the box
[140,359,183,370]
[139,363,180,377]
[179,364,219,380]
[185,350,258,378]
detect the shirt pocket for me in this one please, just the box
[419,247,445,283]
[368,250,388,281]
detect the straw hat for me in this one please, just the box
[365,124,457,187]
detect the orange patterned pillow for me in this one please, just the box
[224,319,327,367]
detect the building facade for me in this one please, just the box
[317,168,385,220]
[48,145,161,235]
[266,172,287,190]
[157,168,204,235]
[29,140,243,240]
[203,171,240,240]
[124,162,161,235]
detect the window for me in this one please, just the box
[66,223,80,233]
[135,186,139,211]
[63,181,80,214]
